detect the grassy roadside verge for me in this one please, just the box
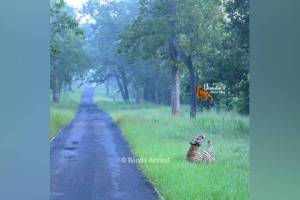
[94,88,249,200]
[50,88,83,139]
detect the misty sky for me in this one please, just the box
[65,0,120,24]
[65,0,87,9]
[65,0,119,9]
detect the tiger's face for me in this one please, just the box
[190,134,205,146]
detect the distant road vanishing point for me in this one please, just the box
[50,87,158,200]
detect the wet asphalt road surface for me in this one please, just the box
[50,87,158,200]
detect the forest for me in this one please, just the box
[50,0,249,118]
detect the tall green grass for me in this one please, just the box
[94,88,249,200]
[50,88,83,139]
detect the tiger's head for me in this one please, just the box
[190,134,205,146]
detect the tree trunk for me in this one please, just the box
[143,82,148,101]
[52,74,60,103]
[123,84,129,101]
[168,0,181,115]
[116,77,126,101]
[105,78,110,95]
[171,64,180,115]
[114,66,129,102]
[135,87,142,104]
[136,96,141,104]
[168,0,196,117]
[51,57,61,103]
[68,81,73,92]
[119,66,129,102]
[154,66,160,104]
[186,56,197,118]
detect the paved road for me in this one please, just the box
[50,87,158,200]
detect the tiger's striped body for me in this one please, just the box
[201,140,215,163]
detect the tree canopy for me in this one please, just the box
[50,0,249,115]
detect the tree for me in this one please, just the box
[119,0,182,114]
[119,0,225,118]
[172,0,225,118]
[50,0,89,103]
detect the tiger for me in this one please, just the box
[186,134,215,163]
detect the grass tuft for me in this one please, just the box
[50,88,83,139]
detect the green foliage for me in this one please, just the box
[226,0,249,49]
[225,0,249,114]
[118,0,172,62]
[95,88,249,200]
[118,0,249,115]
